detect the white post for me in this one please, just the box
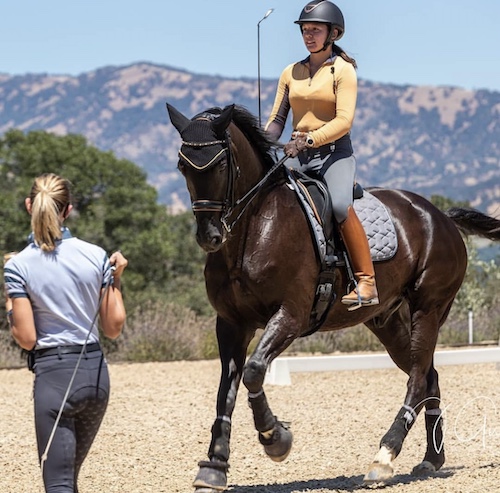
[468,309,473,345]
[265,359,291,385]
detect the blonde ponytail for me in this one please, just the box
[29,174,72,252]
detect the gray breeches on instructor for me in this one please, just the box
[33,349,109,492]
[287,149,356,224]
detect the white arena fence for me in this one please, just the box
[264,347,500,385]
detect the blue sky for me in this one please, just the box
[2,0,500,92]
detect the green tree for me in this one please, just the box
[430,194,470,211]
[0,129,211,321]
[430,195,500,343]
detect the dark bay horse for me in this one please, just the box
[166,103,500,491]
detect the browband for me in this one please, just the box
[179,148,226,170]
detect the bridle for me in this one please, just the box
[180,134,236,219]
[180,133,287,233]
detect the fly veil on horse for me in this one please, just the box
[166,103,500,491]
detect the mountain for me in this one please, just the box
[0,62,499,214]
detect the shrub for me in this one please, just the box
[118,300,216,362]
[286,324,384,355]
[0,330,25,368]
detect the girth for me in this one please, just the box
[286,168,339,335]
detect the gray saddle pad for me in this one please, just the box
[354,191,398,262]
[288,172,397,263]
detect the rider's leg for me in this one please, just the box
[339,206,379,308]
[323,156,379,309]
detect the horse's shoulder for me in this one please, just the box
[269,181,308,211]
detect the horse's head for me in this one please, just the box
[167,103,235,252]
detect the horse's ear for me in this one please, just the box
[212,104,234,137]
[166,103,191,134]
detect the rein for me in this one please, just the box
[223,154,289,232]
[181,136,288,232]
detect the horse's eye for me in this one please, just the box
[177,160,186,174]
[218,160,228,173]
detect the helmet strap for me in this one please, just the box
[317,26,335,53]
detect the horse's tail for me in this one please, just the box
[445,207,500,241]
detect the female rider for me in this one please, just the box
[265,0,378,309]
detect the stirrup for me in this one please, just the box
[341,283,379,311]
[342,295,380,311]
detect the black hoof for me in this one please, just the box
[259,421,293,462]
[412,451,445,476]
[193,460,229,491]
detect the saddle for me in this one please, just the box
[286,168,398,333]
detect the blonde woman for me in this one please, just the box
[4,173,127,492]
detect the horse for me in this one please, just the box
[166,102,500,492]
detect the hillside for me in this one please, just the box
[0,62,499,213]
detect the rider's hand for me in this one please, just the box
[284,134,307,157]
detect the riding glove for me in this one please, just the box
[284,134,307,157]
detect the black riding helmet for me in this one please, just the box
[295,0,345,51]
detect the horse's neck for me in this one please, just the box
[224,134,275,261]
[235,143,265,184]
[222,175,283,271]
[230,151,267,214]
[222,163,269,269]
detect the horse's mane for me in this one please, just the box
[199,105,279,170]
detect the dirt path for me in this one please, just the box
[1,359,500,492]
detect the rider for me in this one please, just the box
[265,0,378,309]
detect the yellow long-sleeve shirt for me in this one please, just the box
[265,55,357,148]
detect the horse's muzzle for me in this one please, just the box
[196,218,226,253]
[198,234,224,253]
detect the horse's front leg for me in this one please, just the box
[243,305,303,462]
[193,317,251,493]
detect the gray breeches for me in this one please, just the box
[287,152,356,223]
[33,350,109,492]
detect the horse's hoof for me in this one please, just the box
[363,462,394,484]
[193,460,229,492]
[412,460,436,476]
[259,421,293,462]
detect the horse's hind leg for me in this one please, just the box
[363,301,445,482]
[412,365,445,476]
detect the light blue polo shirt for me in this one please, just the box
[4,228,112,349]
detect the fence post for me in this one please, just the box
[468,309,473,345]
